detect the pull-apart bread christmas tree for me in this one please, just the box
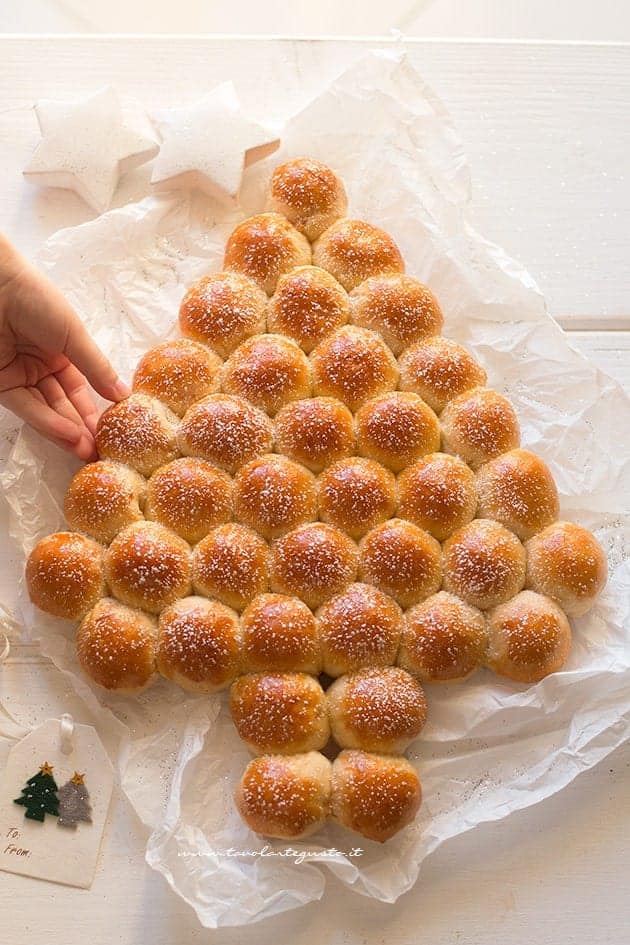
[26,158,607,844]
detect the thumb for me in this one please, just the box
[64,319,129,403]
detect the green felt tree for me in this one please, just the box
[14,761,59,822]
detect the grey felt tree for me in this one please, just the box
[57,772,93,829]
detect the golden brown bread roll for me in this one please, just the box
[525,521,607,616]
[476,448,559,541]
[64,460,145,545]
[355,391,441,472]
[312,218,404,292]
[268,157,348,241]
[270,522,359,609]
[267,265,349,352]
[221,333,312,416]
[157,596,241,693]
[310,325,399,411]
[235,751,332,839]
[177,393,273,474]
[240,593,321,674]
[398,452,477,541]
[233,453,317,540]
[77,598,157,694]
[224,212,311,295]
[349,274,443,356]
[327,666,427,754]
[26,531,106,620]
[274,397,355,472]
[399,591,488,682]
[442,518,526,610]
[317,582,403,677]
[486,590,572,683]
[192,523,269,611]
[95,393,179,477]
[317,457,397,539]
[331,750,422,843]
[359,518,442,609]
[440,387,520,470]
[131,338,222,417]
[399,337,487,414]
[145,457,232,544]
[105,521,191,614]
[178,270,267,358]
[230,672,330,754]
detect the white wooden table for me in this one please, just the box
[0,37,629,944]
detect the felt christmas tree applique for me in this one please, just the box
[57,771,93,829]
[14,761,59,822]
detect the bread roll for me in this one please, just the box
[525,521,607,616]
[312,219,404,292]
[476,448,559,541]
[77,598,157,694]
[268,265,349,352]
[235,751,332,839]
[241,593,321,674]
[328,666,427,754]
[318,457,397,539]
[224,212,311,295]
[440,387,520,470]
[349,274,443,355]
[230,672,330,754]
[270,522,358,609]
[442,518,526,610]
[192,523,269,611]
[95,393,178,477]
[145,457,232,544]
[486,590,572,683]
[317,582,403,677]
[268,157,348,241]
[64,460,145,545]
[331,750,422,843]
[311,326,399,411]
[274,397,355,472]
[132,338,222,417]
[177,393,273,474]
[355,391,441,472]
[359,519,442,609]
[233,454,317,540]
[398,452,477,541]
[221,333,311,416]
[179,271,267,358]
[26,531,105,620]
[157,596,241,693]
[105,521,191,614]
[399,337,487,414]
[399,591,488,682]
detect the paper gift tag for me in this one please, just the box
[0,716,113,888]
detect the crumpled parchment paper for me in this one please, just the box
[1,50,629,928]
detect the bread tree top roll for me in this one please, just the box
[268,157,348,241]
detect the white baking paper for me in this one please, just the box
[0,50,629,927]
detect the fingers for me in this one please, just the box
[63,320,129,403]
[36,375,99,460]
[0,387,82,445]
[54,362,100,435]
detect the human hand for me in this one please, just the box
[0,234,129,460]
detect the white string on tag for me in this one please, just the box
[59,713,75,755]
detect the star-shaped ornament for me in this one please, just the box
[24,87,160,214]
[151,82,280,205]
[40,762,54,776]
[70,771,86,785]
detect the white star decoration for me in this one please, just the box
[24,87,160,214]
[151,82,280,204]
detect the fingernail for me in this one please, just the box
[113,380,131,400]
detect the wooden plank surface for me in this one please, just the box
[0,38,628,323]
[0,37,629,945]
